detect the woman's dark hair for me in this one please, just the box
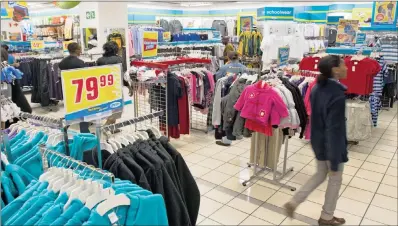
[317,55,341,85]
[103,41,119,57]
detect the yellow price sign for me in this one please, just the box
[31,40,45,50]
[61,64,123,123]
[63,41,73,52]
[142,31,158,58]
[163,32,171,42]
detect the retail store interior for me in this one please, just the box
[0,1,397,225]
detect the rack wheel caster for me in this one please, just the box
[242,183,247,186]
[291,188,296,191]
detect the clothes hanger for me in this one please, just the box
[85,174,115,210]
[64,164,91,210]
[78,166,98,203]
[96,193,131,216]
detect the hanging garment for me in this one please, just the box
[169,20,183,35]
[178,77,190,135]
[249,129,283,170]
[211,20,228,37]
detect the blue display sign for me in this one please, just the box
[356,33,367,44]
[258,7,294,21]
[278,47,290,66]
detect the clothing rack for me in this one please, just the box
[19,112,63,126]
[39,144,115,183]
[101,110,165,132]
[242,134,296,191]
[95,111,165,169]
[19,112,71,154]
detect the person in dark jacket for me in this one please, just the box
[284,55,348,226]
[59,42,91,133]
[96,41,131,128]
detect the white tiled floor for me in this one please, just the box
[30,98,398,226]
[168,107,397,226]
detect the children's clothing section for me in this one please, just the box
[212,70,307,169]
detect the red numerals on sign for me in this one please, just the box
[71,74,114,103]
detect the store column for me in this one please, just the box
[79,2,129,68]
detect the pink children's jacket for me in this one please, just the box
[234,82,289,127]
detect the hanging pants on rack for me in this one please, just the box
[250,129,283,170]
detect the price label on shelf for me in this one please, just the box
[61,64,123,124]
[31,40,45,50]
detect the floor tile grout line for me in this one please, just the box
[358,124,396,226]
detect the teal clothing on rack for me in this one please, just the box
[9,130,26,146]
[83,204,129,226]
[1,181,42,224]
[125,193,169,226]
[11,135,28,150]
[35,192,69,226]
[1,172,18,204]
[70,134,98,161]
[10,132,45,162]
[5,164,36,195]
[50,199,84,226]
[7,190,57,225]
[23,191,59,225]
[65,206,91,226]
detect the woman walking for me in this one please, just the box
[284,55,348,226]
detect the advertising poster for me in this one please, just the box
[356,33,367,45]
[373,1,397,25]
[352,8,372,27]
[278,47,290,66]
[61,64,123,124]
[336,19,359,45]
[239,16,253,34]
[142,31,158,58]
[1,1,29,22]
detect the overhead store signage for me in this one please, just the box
[30,40,45,50]
[86,11,95,20]
[336,19,359,45]
[352,8,372,27]
[239,16,253,33]
[61,65,123,124]
[372,1,397,26]
[258,7,294,21]
[2,1,29,22]
[142,31,158,58]
[278,47,290,66]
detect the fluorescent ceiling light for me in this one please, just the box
[180,2,213,7]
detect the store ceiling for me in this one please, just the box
[26,1,373,12]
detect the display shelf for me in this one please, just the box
[158,39,221,46]
[359,27,398,32]
[182,28,216,31]
[326,47,373,55]
[35,23,65,28]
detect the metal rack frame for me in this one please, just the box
[19,112,70,155]
[39,145,115,183]
[95,110,165,169]
[242,134,296,191]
